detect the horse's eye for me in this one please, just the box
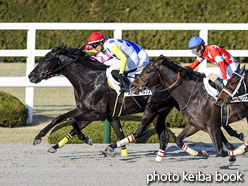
[230,80,237,86]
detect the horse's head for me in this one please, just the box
[130,55,166,94]
[28,44,83,83]
[216,64,246,106]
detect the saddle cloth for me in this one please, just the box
[203,78,218,100]
[107,70,152,96]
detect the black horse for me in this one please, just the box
[28,45,178,156]
[127,55,246,163]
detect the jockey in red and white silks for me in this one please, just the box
[187,36,237,91]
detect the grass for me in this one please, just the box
[0,62,247,144]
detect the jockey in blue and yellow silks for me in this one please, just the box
[87,32,149,92]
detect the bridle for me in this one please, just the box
[137,61,181,92]
[39,53,79,80]
[220,71,247,102]
[136,60,200,110]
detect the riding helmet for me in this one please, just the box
[188,36,205,49]
[88,32,105,44]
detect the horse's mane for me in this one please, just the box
[53,45,108,70]
[155,55,205,81]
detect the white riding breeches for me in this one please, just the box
[202,63,237,80]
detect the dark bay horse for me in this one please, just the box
[28,45,177,157]
[127,55,246,163]
[217,65,248,150]
[216,64,246,106]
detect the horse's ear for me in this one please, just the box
[240,65,246,75]
[64,44,67,49]
[60,43,64,48]
[236,63,241,73]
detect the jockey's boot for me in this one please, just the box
[119,77,128,92]
[214,77,224,92]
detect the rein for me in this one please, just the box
[181,77,199,110]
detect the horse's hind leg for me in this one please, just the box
[221,129,236,150]
[48,121,92,153]
[176,124,208,158]
[33,108,82,145]
[103,118,128,157]
[223,125,244,141]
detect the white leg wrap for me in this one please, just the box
[228,148,245,156]
[182,145,198,156]
[116,135,135,148]
[236,142,248,149]
[155,149,165,162]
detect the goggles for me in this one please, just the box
[91,43,100,49]
[191,45,201,54]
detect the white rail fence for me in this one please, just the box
[0,23,248,123]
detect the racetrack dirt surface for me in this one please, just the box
[0,143,248,186]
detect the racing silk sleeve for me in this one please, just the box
[217,61,227,80]
[90,53,113,63]
[85,50,98,56]
[84,45,113,63]
[206,45,228,80]
[84,45,98,56]
[110,44,127,74]
[187,57,204,69]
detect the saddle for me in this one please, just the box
[107,69,152,118]
[203,78,229,125]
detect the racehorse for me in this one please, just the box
[216,64,246,106]
[216,65,248,150]
[126,55,246,163]
[28,45,177,157]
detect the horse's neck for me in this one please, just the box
[163,70,207,107]
[63,63,106,93]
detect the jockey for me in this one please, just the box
[187,36,237,92]
[88,32,149,92]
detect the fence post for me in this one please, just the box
[25,25,36,124]
[103,119,111,143]
[198,29,208,72]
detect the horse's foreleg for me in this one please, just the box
[48,121,92,153]
[108,118,128,156]
[33,108,82,145]
[176,124,208,158]
[208,126,228,157]
[107,108,158,159]
[153,113,170,162]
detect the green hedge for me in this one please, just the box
[0,91,28,127]
[0,0,248,62]
[48,113,177,144]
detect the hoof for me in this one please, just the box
[155,156,163,162]
[198,150,209,158]
[101,147,116,157]
[239,133,245,142]
[33,138,42,145]
[229,156,236,166]
[85,136,93,146]
[48,147,57,153]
